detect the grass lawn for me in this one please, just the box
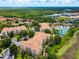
[16,52,22,59]
[16,51,32,59]
[0,48,4,54]
[74,48,79,59]
[14,35,20,38]
[57,37,77,57]
[13,35,21,41]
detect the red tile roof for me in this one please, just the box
[39,23,51,30]
[20,32,50,54]
[0,17,7,22]
[2,26,27,32]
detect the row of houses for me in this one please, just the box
[1,25,27,37]
[0,17,34,22]
[0,23,51,37]
[0,17,7,22]
[0,17,21,22]
[20,32,51,56]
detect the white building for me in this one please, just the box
[0,48,11,59]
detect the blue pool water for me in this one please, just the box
[58,26,69,36]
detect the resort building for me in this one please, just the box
[0,17,7,22]
[0,48,11,59]
[1,26,27,37]
[39,23,52,31]
[20,32,50,56]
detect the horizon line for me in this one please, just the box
[0,6,79,8]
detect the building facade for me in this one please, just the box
[0,48,11,59]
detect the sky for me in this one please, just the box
[0,0,79,7]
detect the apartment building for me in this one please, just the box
[0,48,11,59]
[20,32,50,56]
[39,23,52,32]
[1,26,27,37]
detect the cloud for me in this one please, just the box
[0,0,79,7]
[0,0,29,4]
[0,0,78,3]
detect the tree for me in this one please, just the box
[54,35,61,45]
[32,21,39,27]
[27,30,35,38]
[0,48,3,54]
[0,22,6,29]
[53,29,60,35]
[34,26,40,31]
[9,44,18,58]
[25,54,32,59]
[2,38,11,48]
[19,30,27,37]
[15,20,19,23]
[45,29,51,34]
[42,17,53,23]
[57,17,69,22]
[9,31,14,38]
[48,52,57,59]
[37,55,47,59]
[50,35,54,42]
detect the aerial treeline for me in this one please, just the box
[0,7,63,18]
[0,7,79,18]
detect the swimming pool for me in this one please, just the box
[58,26,70,36]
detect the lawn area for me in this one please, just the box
[13,35,21,41]
[57,36,77,57]
[16,52,22,59]
[14,35,20,39]
[0,48,4,54]
[16,51,32,59]
[74,48,79,59]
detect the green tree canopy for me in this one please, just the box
[9,44,18,58]
[1,38,11,48]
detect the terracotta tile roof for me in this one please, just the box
[20,32,50,54]
[21,40,41,51]
[0,17,7,22]
[2,26,27,32]
[39,23,51,30]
